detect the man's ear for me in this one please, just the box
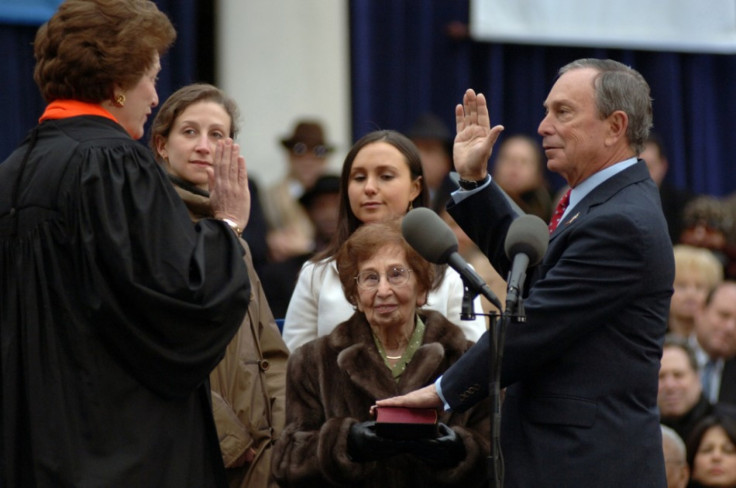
[605,110,628,146]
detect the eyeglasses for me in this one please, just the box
[291,142,329,158]
[355,266,412,290]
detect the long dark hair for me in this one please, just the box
[686,412,736,469]
[313,130,429,262]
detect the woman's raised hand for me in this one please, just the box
[209,138,250,232]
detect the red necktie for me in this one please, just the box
[548,188,571,234]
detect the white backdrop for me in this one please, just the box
[470,0,736,53]
[217,0,351,188]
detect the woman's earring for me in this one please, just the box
[114,94,126,107]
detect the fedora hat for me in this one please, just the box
[280,120,334,153]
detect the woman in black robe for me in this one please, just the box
[0,1,251,486]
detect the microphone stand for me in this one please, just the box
[460,285,478,321]
[462,274,528,488]
[458,279,503,488]
[490,271,529,488]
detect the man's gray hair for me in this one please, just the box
[560,58,652,154]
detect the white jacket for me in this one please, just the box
[282,258,488,351]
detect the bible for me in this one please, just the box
[374,406,439,440]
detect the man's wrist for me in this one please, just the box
[457,174,490,190]
[434,376,452,411]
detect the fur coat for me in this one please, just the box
[271,310,490,487]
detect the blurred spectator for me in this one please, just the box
[680,196,731,276]
[692,281,736,405]
[719,192,736,281]
[490,134,552,221]
[661,424,690,488]
[659,334,713,443]
[260,174,341,318]
[241,178,270,273]
[262,119,334,262]
[405,113,458,213]
[299,174,341,253]
[640,133,695,244]
[685,413,736,488]
[670,245,724,338]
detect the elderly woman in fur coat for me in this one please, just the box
[271,220,490,487]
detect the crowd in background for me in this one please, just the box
[4,1,736,487]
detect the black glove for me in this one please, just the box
[346,420,408,463]
[405,423,466,468]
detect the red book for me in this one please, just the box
[374,406,439,439]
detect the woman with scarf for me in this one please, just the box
[150,83,289,488]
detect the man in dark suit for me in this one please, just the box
[659,334,713,443]
[721,359,736,404]
[692,281,736,405]
[377,59,674,486]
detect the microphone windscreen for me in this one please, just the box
[504,214,549,265]
[401,208,458,264]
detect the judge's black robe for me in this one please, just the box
[0,115,251,487]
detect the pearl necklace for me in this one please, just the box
[385,354,403,360]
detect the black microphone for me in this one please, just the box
[401,208,503,312]
[503,214,549,314]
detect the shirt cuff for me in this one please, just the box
[434,375,452,411]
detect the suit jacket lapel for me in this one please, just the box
[550,160,652,238]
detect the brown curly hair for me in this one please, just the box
[33,0,176,103]
[335,219,435,308]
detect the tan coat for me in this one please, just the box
[272,310,490,488]
[172,178,289,488]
